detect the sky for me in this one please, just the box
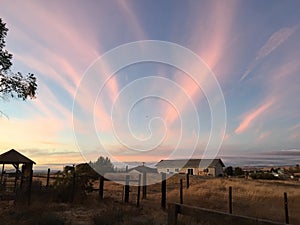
[0,0,299,169]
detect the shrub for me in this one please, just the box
[250,172,278,180]
[52,165,95,202]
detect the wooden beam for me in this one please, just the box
[168,203,287,225]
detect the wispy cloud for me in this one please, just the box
[163,72,202,125]
[235,100,273,135]
[117,1,147,40]
[257,131,271,142]
[240,25,298,81]
[191,1,238,76]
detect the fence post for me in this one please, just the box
[71,166,76,202]
[284,192,289,224]
[142,171,147,199]
[161,173,166,209]
[168,203,178,225]
[46,168,50,187]
[99,175,104,199]
[28,167,33,205]
[229,186,232,214]
[180,179,183,204]
[186,173,189,189]
[137,174,141,207]
[124,175,130,203]
[0,164,4,184]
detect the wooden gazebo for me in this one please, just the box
[0,149,35,203]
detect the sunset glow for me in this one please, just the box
[0,1,299,168]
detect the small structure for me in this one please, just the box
[156,159,225,177]
[0,149,35,203]
[128,165,158,174]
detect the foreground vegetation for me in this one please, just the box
[1,175,300,225]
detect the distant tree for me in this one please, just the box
[234,167,244,176]
[89,156,115,175]
[0,18,37,115]
[224,166,233,176]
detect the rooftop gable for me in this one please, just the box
[156,159,224,168]
[0,149,36,164]
[128,165,157,173]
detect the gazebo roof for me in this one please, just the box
[0,149,36,164]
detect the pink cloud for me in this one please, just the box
[257,131,271,141]
[163,72,203,125]
[6,2,124,134]
[235,100,273,135]
[194,1,238,71]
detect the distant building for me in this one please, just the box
[156,159,225,177]
[128,165,157,174]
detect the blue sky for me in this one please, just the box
[0,1,299,167]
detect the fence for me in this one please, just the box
[31,169,292,224]
[168,203,288,225]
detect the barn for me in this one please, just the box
[156,159,225,177]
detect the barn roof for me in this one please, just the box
[129,165,157,173]
[156,159,225,168]
[0,149,36,164]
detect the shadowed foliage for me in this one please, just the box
[0,18,37,105]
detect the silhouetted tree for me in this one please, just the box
[89,156,115,175]
[234,167,244,176]
[224,166,233,176]
[0,18,37,115]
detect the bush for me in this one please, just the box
[250,172,278,180]
[52,165,95,202]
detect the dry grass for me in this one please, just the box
[166,175,300,224]
[1,175,300,224]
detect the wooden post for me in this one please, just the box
[284,192,289,224]
[168,203,178,225]
[99,175,104,199]
[137,174,141,207]
[28,165,33,205]
[71,166,76,202]
[229,186,233,214]
[14,163,19,193]
[142,171,147,199]
[161,173,166,209]
[186,173,189,189]
[0,164,4,184]
[180,179,183,204]
[46,168,50,187]
[124,175,130,203]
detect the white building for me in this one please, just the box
[156,159,225,177]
